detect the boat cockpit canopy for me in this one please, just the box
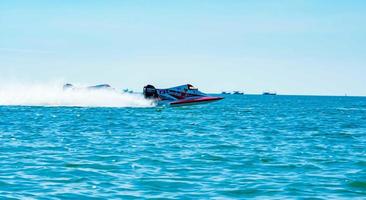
[187,84,198,90]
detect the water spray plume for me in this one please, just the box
[0,82,154,108]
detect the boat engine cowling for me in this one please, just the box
[143,85,159,99]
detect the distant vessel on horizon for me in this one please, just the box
[221,91,245,95]
[63,83,114,91]
[262,92,277,96]
[233,91,244,95]
[123,89,134,93]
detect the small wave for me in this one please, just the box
[0,82,154,108]
[336,107,366,111]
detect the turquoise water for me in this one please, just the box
[1,95,365,199]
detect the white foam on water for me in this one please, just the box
[0,82,154,108]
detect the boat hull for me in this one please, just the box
[169,96,223,106]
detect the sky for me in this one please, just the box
[1,0,365,95]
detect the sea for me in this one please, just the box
[0,92,365,199]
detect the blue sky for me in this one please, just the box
[1,0,365,95]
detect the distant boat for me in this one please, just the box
[233,91,244,95]
[88,84,112,90]
[221,92,230,95]
[262,92,277,96]
[123,89,134,93]
[63,83,113,91]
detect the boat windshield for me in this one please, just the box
[187,84,198,90]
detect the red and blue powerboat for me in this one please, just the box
[143,84,223,106]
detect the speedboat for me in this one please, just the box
[143,84,223,106]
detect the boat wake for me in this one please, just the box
[0,82,154,108]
